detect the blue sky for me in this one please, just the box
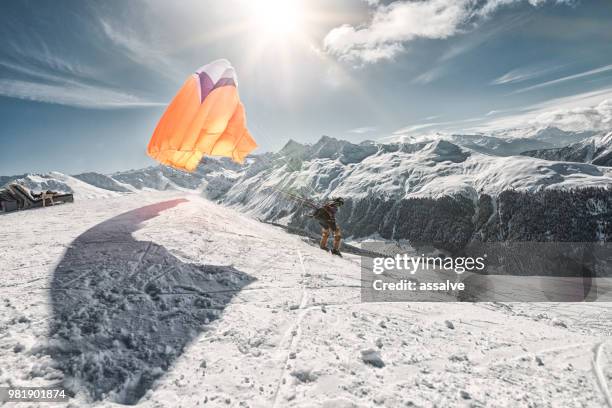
[1,0,612,175]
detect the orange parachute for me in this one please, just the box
[147,59,257,172]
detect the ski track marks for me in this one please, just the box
[593,342,612,407]
[272,249,312,406]
[1,192,612,407]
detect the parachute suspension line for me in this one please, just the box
[248,119,320,199]
[230,128,246,163]
[238,122,320,215]
[269,186,320,210]
[265,156,321,213]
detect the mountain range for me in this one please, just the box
[3,126,611,250]
[522,131,612,166]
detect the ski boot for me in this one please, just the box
[331,248,342,257]
[320,245,329,252]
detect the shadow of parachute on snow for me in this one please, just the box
[48,199,254,404]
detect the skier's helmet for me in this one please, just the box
[333,197,345,206]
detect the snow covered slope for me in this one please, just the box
[209,136,612,247]
[73,172,135,193]
[111,157,243,193]
[219,136,612,209]
[111,166,204,191]
[1,192,611,407]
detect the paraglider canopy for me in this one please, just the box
[147,59,257,172]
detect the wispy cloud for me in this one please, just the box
[491,63,565,85]
[0,17,169,110]
[99,19,181,81]
[0,53,164,109]
[412,66,446,84]
[511,64,612,94]
[412,14,529,84]
[0,79,165,109]
[4,36,101,83]
[347,126,377,134]
[485,107,528,116]
[324,0,571,64]
[439,13,530,63]
[393,122,441,134]
[393,117,484,135]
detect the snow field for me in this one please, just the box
[0,192,611,407]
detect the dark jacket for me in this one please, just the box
[313,203,339,230]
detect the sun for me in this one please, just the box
[250,0,304,36]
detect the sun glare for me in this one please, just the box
[251,0,304,36]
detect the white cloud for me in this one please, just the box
[0,79,165,109]
[348,126,377,134]
[527,99,612,131]
[324,0,571,64]
[491,63,565,85]
[388,86,612,138]
[511,64,612,94]
[324,0,467,64]
[477,87,612,132]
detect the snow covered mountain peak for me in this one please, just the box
[276,135,379,165]
[419,139,471,163]
[278,138,309,158]
[600,130,612,146]
[3,130,611,208]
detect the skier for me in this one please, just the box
[312,197,345,256]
